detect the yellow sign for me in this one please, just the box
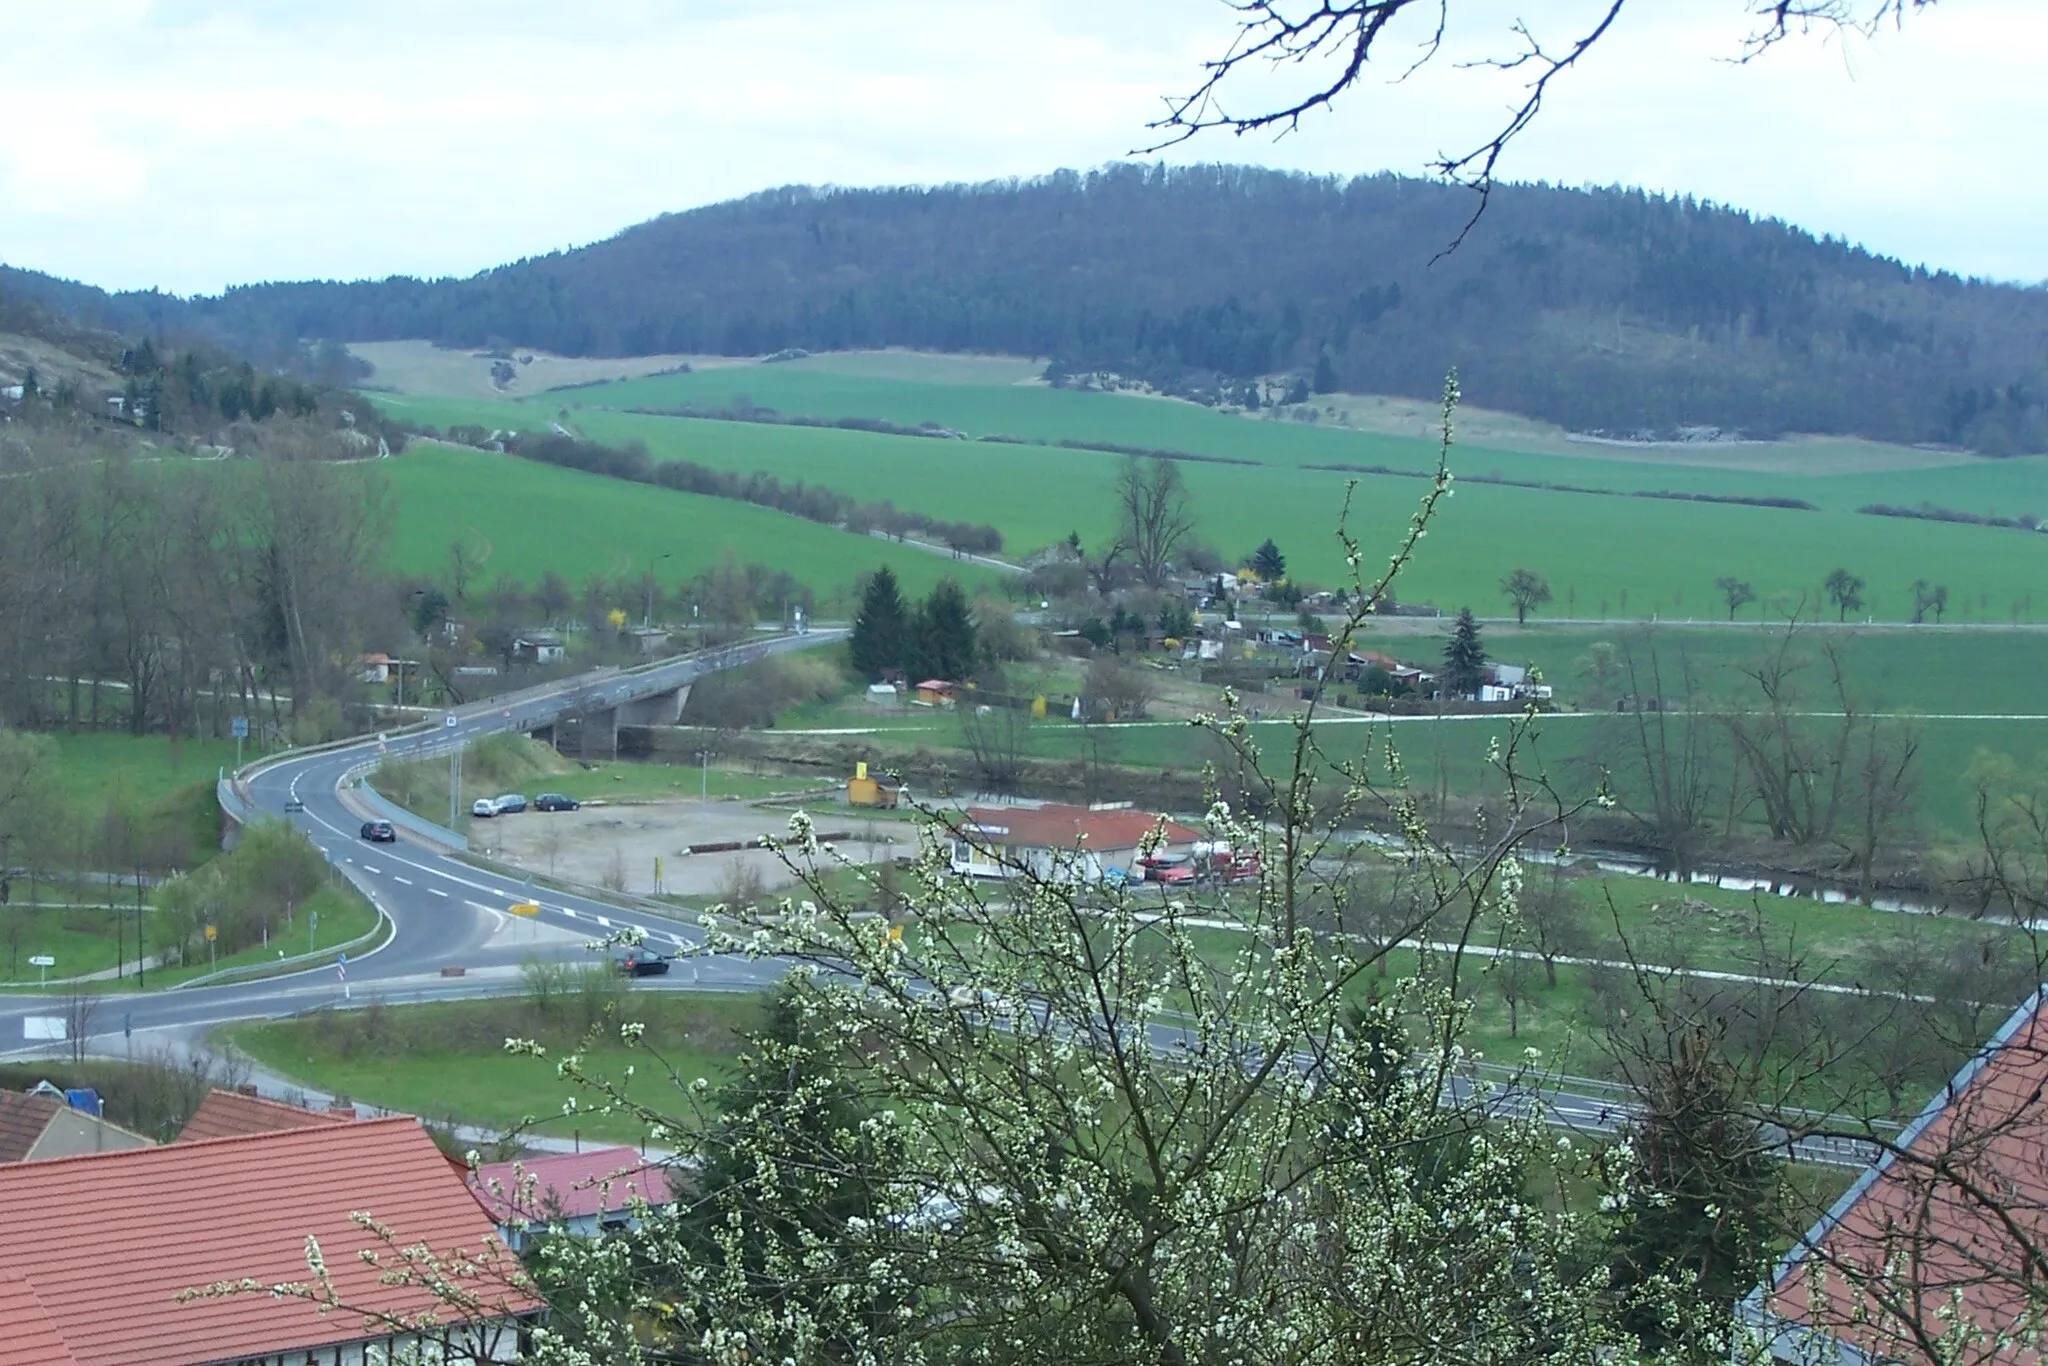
[1030,694,1047,719]
[508,902,540,918]
[204,924,216,942]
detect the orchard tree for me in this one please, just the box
[849,566,908,680]
[1500,567,1553,625]
[1115,454,1194,588]
[1824,568,1866,622]
[1716,576,1756,621]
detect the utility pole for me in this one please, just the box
[700,749,709,803]
[646,552,672,628]
[449,745,461,828]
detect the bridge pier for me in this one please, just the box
[537,683,689,761]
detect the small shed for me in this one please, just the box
[513,632,565,664]
[913,679,959,708]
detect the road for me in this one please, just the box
[0,632,1877,1169]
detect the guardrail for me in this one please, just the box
[170,907,394,991]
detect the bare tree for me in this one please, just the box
[63,988,100,1065]
[1153,2,1939,244]
[1716,576,1757,620]
[1500,567,1552,626]
[960,703,1031,795]
[1115,455,1194,589]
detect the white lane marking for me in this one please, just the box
[595,916,611,928]
[392,876,413,886]
[364,865,382,875]
[560,908,580,918]
[429,888,449,898]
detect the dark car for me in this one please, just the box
[283,797,305,813]
[493,792,529,815]
[534,792,580,812]
[615,947,671,977]
[360,820,396,843]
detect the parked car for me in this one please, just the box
[471,797,497,818]
[493,793,528,815]
[534,792,580,812]
[1136,855,1198,886]
[359,820,396,843]
[614,947,671,977]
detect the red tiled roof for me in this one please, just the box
[1758,987,2048,1364]
[963,803,1200,853]
[469,1146,671,1224]
[177,1089,356,1142]
[0,1116,539,1366]
[0,1274,75,1366]
[0,1091,60,1163]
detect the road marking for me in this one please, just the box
[595,916,611,928]
[560,908,580,918]
[392,875,413,886]
[429,888,449,898]
[364,865,382,875]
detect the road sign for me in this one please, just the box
[230,715,249,739]
[508,901,540,917]
[204,924,216,941]
[443,713,459,728]
[27,955,53,967]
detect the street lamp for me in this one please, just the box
[645,552,672,628]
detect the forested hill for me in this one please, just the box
[9,165,2048,452]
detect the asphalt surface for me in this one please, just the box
[0,631,1878,1169]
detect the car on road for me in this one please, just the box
[359,820,396,843]
[614,947,671,977]
[283,797,305,813]
[533,792,580,812]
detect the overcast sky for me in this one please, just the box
[4,1,2040,296]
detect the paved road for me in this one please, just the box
[0,631,1877,1169]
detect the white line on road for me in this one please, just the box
[392,876,413,886]
[429,888,449,898]
[364,865,382,875]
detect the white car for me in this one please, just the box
[471,797,497,818]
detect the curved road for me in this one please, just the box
[0,631,1877,1169]
[0,636,837,1056]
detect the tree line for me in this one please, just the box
[14,164,2048,452]
[427,425,1004,556]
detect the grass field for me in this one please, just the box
[371,376,2048,621]
[0,882,376,990]
[381,440,1002,606]
[219,988,763,1143]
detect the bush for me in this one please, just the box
[682,653,846,729]
[152,821,353,963]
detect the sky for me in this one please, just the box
[3,0,2042,296]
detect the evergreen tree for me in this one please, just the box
[1248,538,1286,582]
[1313,350,1339,394]
[1442,608,1486,698]
[905,578,976,681]
[849,565,908,680]
[677,982,904,1357]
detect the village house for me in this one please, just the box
[468,1146,675,1252]
[512,631,565,665]
[949,803,1201,884]
[1738,985,2048,1363]
[0,1116,542,1366]
[0,1087,152,1164]
[176,1087,360,1142]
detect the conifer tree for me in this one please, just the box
[1442,607,1486,698]
[905,578,976,682]
[849,566,907,680]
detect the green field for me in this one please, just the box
[219,988,762,1143]
[371,372,2048,622]
[381,440,1002,607]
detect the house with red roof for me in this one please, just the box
[468,1146,674,1252]
[176,1087,358,1143]
[1739,985,2048,1364]
[0,1115,542,1366]
[949,802,1201,885]
[0,1089,151,1164]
